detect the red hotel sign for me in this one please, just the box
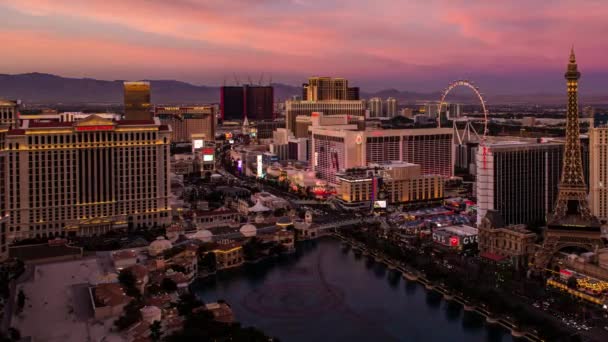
[76,125,114,131]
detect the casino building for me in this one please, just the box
[310,124,453,184]
[336,162,444,205]
[155,106,216,142]
[3,115,172,240]
[0,125,8,261]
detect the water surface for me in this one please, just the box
[192,238,510,341]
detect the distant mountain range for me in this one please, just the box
[1,73,607,105]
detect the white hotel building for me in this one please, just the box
[590,126,608,223]
[285,100,366,135]
[310,124,453,184]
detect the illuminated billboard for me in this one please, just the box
[203,154,214,162]
[193,139,204,150]
[373,200,387,209]
[257,155,263,178]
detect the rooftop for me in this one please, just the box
[370,161,418,168]
[126,264,149,281]
[29,121,74,128]
[13,258,124,341]
[9,243,83,263]
[112,249,138,261]
[213,242,243,252]
[436,225,478,236]
[480,252,508,262]
[91,283,131,308]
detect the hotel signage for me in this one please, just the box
[76,125,114,132]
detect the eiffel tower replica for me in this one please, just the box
[533,48,605,270]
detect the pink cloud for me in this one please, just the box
[0,0,607,90]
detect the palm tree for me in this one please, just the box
[150,320,162,341]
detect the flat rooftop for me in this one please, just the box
[13,258,124,342]
[436,225,478,236]
[10,243,83,263]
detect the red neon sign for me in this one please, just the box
[202,148,214,155]
[76,125,114,131]
[449,237,459,247]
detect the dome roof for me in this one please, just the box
[276,216,293,226]
[140,306,162,323]
[190,229,213,242]
[249,200,270,213]
[240,224,257,237]
[149,236,172,256]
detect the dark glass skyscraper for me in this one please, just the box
[244,85,274,121]
[347,87,360,100]
[220,86,244,121]
[220,85,273,121]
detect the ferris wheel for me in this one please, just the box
[438,80,489,145]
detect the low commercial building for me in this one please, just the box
[192,209,240,229]
[336,162,443,205]
[212,242,244,270]
[112,250,138,270]
[90,283,132,320]
[478,210,536,269]
[272,227,295,252]
[251,192,291,211]
[155,106,216,142]
[205,302,234,323]
[171,153,199,175]
[432,225,478,250]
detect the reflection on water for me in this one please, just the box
[387,271,401,288]
[192,237,509,342]
[425,290,442,309]
[445,300,462,322]
[404,279,418,295]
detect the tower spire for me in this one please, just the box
[549,48,592,224]
[569,45,576,63]
[533,48,604,271]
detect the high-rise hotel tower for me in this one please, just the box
[0,125,8,261]
[124,81,152,120]
[3,115,172,240]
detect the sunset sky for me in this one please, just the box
[1,0,607,93]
